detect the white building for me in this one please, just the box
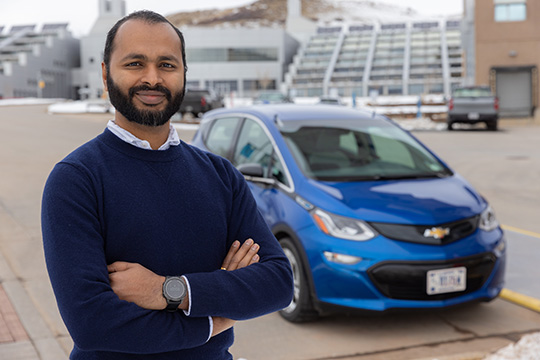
[0,24,79,99]
[72,0,126,99]
[1,0,466,101]
[181,27,300,97]
[286,19,464,98]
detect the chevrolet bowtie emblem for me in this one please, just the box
[423,227,450,239]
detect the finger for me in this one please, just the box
[221,240,240,270]
[248,254,260,266]
[236,242,259,269]
[107,261,130,273]
[227,239,254,271]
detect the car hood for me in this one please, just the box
[306,175,485,225]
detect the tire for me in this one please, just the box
[447,122,454,131]
[279,238,319,322]
[486,121,498,131]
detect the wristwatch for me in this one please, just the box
[162,276,187,312]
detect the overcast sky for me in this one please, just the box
[0,0,463,37]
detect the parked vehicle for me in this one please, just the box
[191,104,506,322]
[179,88,224,117]
[447,86,499,131]
[318,96,345,106]
[253,91,293,104]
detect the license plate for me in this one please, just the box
[468,112,480,120]
[427,267,466,295]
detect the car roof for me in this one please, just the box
[204,104,378,124]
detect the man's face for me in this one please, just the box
[103,20,185,127]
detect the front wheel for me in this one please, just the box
[279,238,319,322]
[486,121,498,131]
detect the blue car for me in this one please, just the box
[191,104,506,322]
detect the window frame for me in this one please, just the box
[494,1,527,22]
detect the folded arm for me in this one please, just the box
[108,239,261,336]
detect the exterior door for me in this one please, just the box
[495,68,533,117]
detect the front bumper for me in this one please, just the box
[298,226,506,312]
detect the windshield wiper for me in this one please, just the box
[372,171,451,180]
[314,170,452,182]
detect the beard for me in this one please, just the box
[106,74,184,127]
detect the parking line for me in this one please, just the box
[500,289,540,313]
[501,224,540,239]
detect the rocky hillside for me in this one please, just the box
[166,0,425,29]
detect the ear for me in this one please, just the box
[101,62,108,92]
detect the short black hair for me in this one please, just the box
[103,10,187,75]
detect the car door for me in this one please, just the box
[230,117,291,226]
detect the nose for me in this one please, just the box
[140,65,163,87]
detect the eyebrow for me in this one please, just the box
[120,53,181,64]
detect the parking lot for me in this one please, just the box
[0,104,539,359]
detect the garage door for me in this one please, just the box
[496,70,532,117]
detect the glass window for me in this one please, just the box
[204,117,239,158]
[205,80,238,93]
[187,48,278,62]
[495,2,526,22]
[409,84,424,95]
[281,121,448,181]
[233,119,289,186]
[388,85,403,95]
[243,79,277,92]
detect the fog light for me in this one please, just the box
[494,238,506,258]
[323,251,362,265]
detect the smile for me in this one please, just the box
[134,91,166,105]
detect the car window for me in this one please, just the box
[282,121,448,181]
[204,117,239,158]
[453,88,493,97]
[233,119,289,187]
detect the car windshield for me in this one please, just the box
[281,119,451,182]
[453,88,493,97]
[256,93,286,101]
[319,98,339,104]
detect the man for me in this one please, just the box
[41,10,293,359]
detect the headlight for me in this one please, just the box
[311,209,377,241]
[479,205,499,232]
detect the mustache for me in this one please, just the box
[129,84,172,100]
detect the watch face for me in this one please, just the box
[165,278,186,301]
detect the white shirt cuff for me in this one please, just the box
[181,276,213,342]
[181,275,192,316]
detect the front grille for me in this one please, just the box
[368,253,496,301]
[369,215,479,245]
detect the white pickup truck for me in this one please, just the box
[447,86,499,131]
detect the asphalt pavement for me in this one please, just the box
[0,104,540,360]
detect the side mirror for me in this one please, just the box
[237,163,276,186]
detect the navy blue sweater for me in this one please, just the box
[41,129,293,359]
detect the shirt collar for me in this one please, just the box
[106,119,180,151]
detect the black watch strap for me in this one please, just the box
[165,300,182,312]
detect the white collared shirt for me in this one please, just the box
[106,119,180,150]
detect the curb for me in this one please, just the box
[499,288,540,313]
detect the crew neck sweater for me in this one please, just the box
[41,128,293,359]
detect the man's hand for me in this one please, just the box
[211,238,260,336]
[221,238,260,271]
[108,262,167,310]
